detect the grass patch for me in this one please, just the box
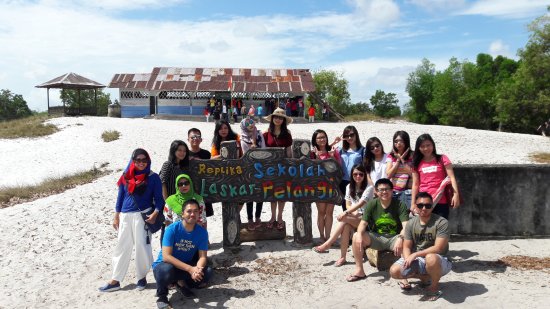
[344,112,385,122]
[0,163,110,208]
[529,152,550,164]
[0,114,59,139]
[101,130,120,142]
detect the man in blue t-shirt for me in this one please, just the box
[153,199,211,308]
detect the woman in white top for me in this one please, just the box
[313,164,373,267]
[364,137,388,185]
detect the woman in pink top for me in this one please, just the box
[411,134,460,219]
[310,129,341,242]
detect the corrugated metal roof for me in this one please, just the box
[108,67,315,93]
[36,72,106,89]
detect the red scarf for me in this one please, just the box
[117,162,147,194]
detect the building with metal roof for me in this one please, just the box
[109,67,315,118]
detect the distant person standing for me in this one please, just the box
[322,103,329,120]
[298,98,304,118]
[257,104,264,117]
[209,97,215,114]
[308,105,316,123]
[536,118,550,137]
[241,104,247,117]
[248,104,256,117]
[221,100,228,122]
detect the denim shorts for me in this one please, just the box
[395,255,452,277]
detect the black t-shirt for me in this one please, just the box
[189,149,211,160]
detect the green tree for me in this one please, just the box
[311,69,353,116]
[60,89,111,116]
[405,58,437,123]
[370,90,400,118]
[496,8,550,133]
[0,89,32,121]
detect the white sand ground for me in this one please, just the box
[1,117,549,308]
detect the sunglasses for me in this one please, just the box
[190,135,202,140]
[134,158,148,164]
[352,172,364,177]
[416,203,433,209]
[178,181,190,187]
[370,144,381,150]
[343,133,356,139]
[246,119,255,126]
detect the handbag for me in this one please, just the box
[129,191,165,234]
[140,207,165,234]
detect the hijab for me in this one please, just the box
[117,148,151,195]
[165,174,204,215]
[240,117,260,145]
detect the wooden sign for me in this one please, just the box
[189,148,343,205]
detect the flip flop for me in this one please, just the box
[246,223,256,231]
[398,281,412,291]
[276,221,285,230]
[420,290,443,302]
[266,221,275,229]
[346,274,366,282]
[334,258,346,267]
[312,246,328,254]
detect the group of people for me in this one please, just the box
[98,110,461,306]
[311,126,460,301]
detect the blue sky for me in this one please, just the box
[0,0,548,111]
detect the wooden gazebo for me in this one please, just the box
[36,73,106,116]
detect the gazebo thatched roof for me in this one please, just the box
[36,72,105,89]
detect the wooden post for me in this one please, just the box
[291,139,313,245]
[220,140,241,250]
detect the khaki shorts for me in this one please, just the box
[365,232,399,251]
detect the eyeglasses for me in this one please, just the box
[343,133,356,139]
[246,119,255,126]
[416,203,433,209]
[376,188,391,193]
[370,144,381,150]
[190,135,202,140]
[134,158,148,164]
[352,172,364,177]
[178,181,190,187]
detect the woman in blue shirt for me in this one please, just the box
[99,148,165,292]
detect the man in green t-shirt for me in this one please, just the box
[389,192,452,301]
[346,178,409,282]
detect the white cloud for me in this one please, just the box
[459,0,549,18]
[327,57,449,107]
[0,1,410,111]
[488,39,510,57]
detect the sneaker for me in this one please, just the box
[136,278,147,291]
[176,284,196,299]
[156,295,169,309]
[98,282,120,292]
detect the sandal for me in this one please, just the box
[420,290,443,301]
[334,258,346,267]
[398,281,412,291]
[266,221,275,229]
[312,246,328,254]
[276,221,285,230]
[246,222,256,231]
[346,274,366,282]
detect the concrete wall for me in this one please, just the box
[449,165,550,236]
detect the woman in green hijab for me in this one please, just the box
[163,174,207,229]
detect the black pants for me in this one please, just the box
[246,202,263,221]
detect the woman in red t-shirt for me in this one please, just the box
[263,108,293,230]
[411,134,460,219]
